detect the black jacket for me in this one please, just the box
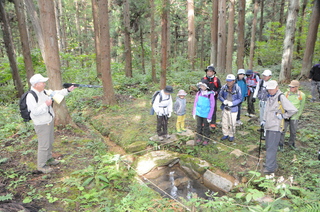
[309,64,320,81]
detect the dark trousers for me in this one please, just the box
[247,91,255,114]
[237,102,242,121]
[280,119,298,146]
[265,130,281,172]
[210,95,218,124]
[196,116,210,141]
[157,115,168,136]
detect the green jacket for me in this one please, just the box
[284,89,306,120]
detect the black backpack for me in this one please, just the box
[19,90,38,122]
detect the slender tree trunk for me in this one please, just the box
[217,0,226,73]
[13,0,35,88]
[226,0,235,74]
[82,0,88,55]
[236,0,246,69]
[38,0,73,126]
[75,0,82,55]
[259,0,264,41]
[150,0,156,82]
[160,0,168,89]
[200,21,205,68]
[0,0,24,97]
[25,0,45,63]
[296,0,308,55]
[139,26,145,74]
[123,0,132,77]
[92,0,101,78]
[187,0,195,70]
[58,0,66,51]
[248,0,259,70]
[279,0,286,26]
[210,0,218,66]
[300,0,320,79]
[97,0,116,104]
[279,0,299,83]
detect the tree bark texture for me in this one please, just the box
[150,0,156,82]
[123,0,132,77]
[0,0,24,97]
[91,0,101,78]
[226,0,235,74]
[187,0,195,70]
[301,0,320,79]
[217,0,226,73]
[139,26,146,74]
[279,0,300,83]
[38,0,72,126]
[236,0,246,69]
[13,0,35,88]
[160,0,168,89]
[97,0,116,105]
[259,0,264,41]
[210,0,218,66]
[248,0,259,70]
[296,0,308,55]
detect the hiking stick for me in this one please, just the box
[63,83,103,88]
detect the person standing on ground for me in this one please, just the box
[26,74,76,173]
[174,90,187,133]
[192,81,215,146]
[235,69,248,126]
[253,69,272,123]
[261,80,297,175]
[279,80,305,151]
[219,74,242,142]
[245,69,260,117]
[201,65,221,129]
[308,64,320,102]
[153,86,174,141]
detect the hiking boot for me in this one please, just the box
[245,113,250,116]
[177,130,182,133]
[228,137,234,142]
[221,135,229,140]
[202,141,209,146]
[289,145,297,150]
[196,139,202,145]
[236,120,243,126]
[210,124,216,128]
[263,168,274,175]
[38,166,53,174]
[165,135,171,139]
[249,114,256,117]
[181,128,187,132]
[278,145,284,152]
[47,158,60,166]
[158,136,164,141]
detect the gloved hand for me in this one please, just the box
[168,112,171,118]
[207,119,211,123]
[223,100,229,105]
[260,121,266,127]
[227,101,233,106]
[252,98,256,103]
[193,115,196,119]
[276,113,283,120]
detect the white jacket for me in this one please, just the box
[152,90,173,116]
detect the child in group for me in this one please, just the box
[152,86,174,141]
[174,90,187,133]
[192,81,215,146]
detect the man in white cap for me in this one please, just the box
[27,74,75,173]
[260,80,297,175]
[218,74,242,142]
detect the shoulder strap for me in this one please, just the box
[29,90,38,103]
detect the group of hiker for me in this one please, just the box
[152,64,313,175]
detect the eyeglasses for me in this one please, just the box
[289,86,297,88]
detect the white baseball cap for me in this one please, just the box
[262,69,272,76]
[226,74,236,81]
[30,74,49,86]
[266,80,278,89]
[237,69,246,75]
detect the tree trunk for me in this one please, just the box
[248,0,259,70]
[57,0,66,52]
[279,0,299,83]
[210,0,218,66]
[123,0,132,77]
[236,0,246,69]
[91,0,101,78]
[279,0,286,26]
[139,26,145,74]
[187,0,195,70]
[258,0,264,41]
[13,0,35,88]
[97,0,116,105]
[150,0,156,82]
[226,0,235,74]
[200,20,205,68]
[38,0,72,126]
[217,0,226,73]
[296,0,308,55]
[300,0,320,79]
[25,0,46,63]
[160,0,168,89]
[0,0,24,97]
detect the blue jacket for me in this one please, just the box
[193,90,215,119]
[218,84,242,112]
[236,79,248,101]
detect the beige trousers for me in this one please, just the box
[221,110,237,137]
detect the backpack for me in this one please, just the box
[150,91,162,115]
[19,90,38,122]
[203,76,219,89]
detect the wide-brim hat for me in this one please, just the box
[30,74,49,85]
[266,80,278,89]
[177,90,187,96]
[197,82,209,89]
[289,80,300,87]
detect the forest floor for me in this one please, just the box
[0,81,319,211]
